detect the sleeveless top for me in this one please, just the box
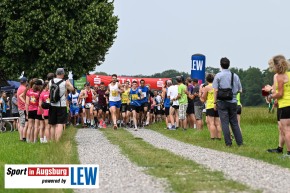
[206,83,214,109]
[109,83,121,102]
[85,89,93,103]
[277,72,290,108]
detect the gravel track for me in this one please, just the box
[128,128,290,193]
[74,129,169,193]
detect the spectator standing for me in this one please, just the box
[212,57,243,146]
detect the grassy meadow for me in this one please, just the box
[0,126,79,193]
[149,107,290,169]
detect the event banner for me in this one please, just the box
[86,75,170,90]
[5,164,99,189]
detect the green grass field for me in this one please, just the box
[150,107,290,169]
[0,127,79,193]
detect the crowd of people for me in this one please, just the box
[1,55,290,158]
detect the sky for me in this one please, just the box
[94,0,290,76]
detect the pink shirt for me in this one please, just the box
[17,85,26,110]
[39,90,50,116]
[26,89,40,111]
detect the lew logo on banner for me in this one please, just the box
[5,164,99,189]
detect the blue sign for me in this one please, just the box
[191,54,206,84]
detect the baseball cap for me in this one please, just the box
[19,77,27,83]
[56,68,65,75]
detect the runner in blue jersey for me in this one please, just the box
[138,79,150,126]
[130,81,144,131]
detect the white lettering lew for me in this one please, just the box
[192,60,203,71]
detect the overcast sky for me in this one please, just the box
[94,0,290,76]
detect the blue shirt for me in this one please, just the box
[164,88,171,108]
[212,69,242,103]
[138,86,149,104]
[0,97,6,113]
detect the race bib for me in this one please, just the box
[30,96,36,104]
[131,94,139,100]
[142,92,147,98]
[111,90,118,97]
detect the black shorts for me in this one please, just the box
[48,106,68,125]
[172,105,179,110]
[36,114,44,120]
[237,105,242,115]
[206,108,219,117]
[278,106,290,120]
[186,104,195,114]
[140,102,149,112]
[28,110,38,119]
[165,107,170,116]
[25,111,28,122]
[44,116,49,120]
[12,113,20,118]
[150,109,154,114]
[130,105,141,113]
[121,104,129,112]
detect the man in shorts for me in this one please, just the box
[106,74,123,130]
[49,68,74,142]
[67,88,80,126]
[17,77,27,141]
[174,76,188,131]
[138,79,150,126]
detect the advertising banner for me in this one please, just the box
[86,75,171,90]
[191,54,206,84]
[5,164,99,189]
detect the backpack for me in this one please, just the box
[50,79,64,103]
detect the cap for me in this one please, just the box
[56,68,65,75]
[35,79,43,86]
[19,77,27,83]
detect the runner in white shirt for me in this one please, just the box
[106,74,123,130]
[167,81,179,129]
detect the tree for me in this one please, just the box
[206,66,220,75]
[0,0,118,80]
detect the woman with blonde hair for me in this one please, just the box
[265,55,290,157]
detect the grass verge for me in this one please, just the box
[150,107,290,169]
[0,127,80,193]
[102,128,258,193]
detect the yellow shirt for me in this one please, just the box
[121,88,130,104]
[206,84,214,109]
[277,72,290,108]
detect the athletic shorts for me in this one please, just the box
[140,102,149,112]
[165,107,170,116]
[36,114,44,120]
[172,105,179,110]
[150,109,154,114]
[186,104,195,114]
[48,106,67,125]
[278,106,290,120]
[28,110,38,120]
[130,105,141,113]
[85,103,92,109]
[194,105,203,120]
[70,106,80,116]
[206,108,219,117]
[179,104,188,120]
[154,107,162,115]
[19,110,26,127]
[97,104,107,112]
[121,104,130,112]
[109,101,121,108]
[44,116,49,120]
[237,105,242,115]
